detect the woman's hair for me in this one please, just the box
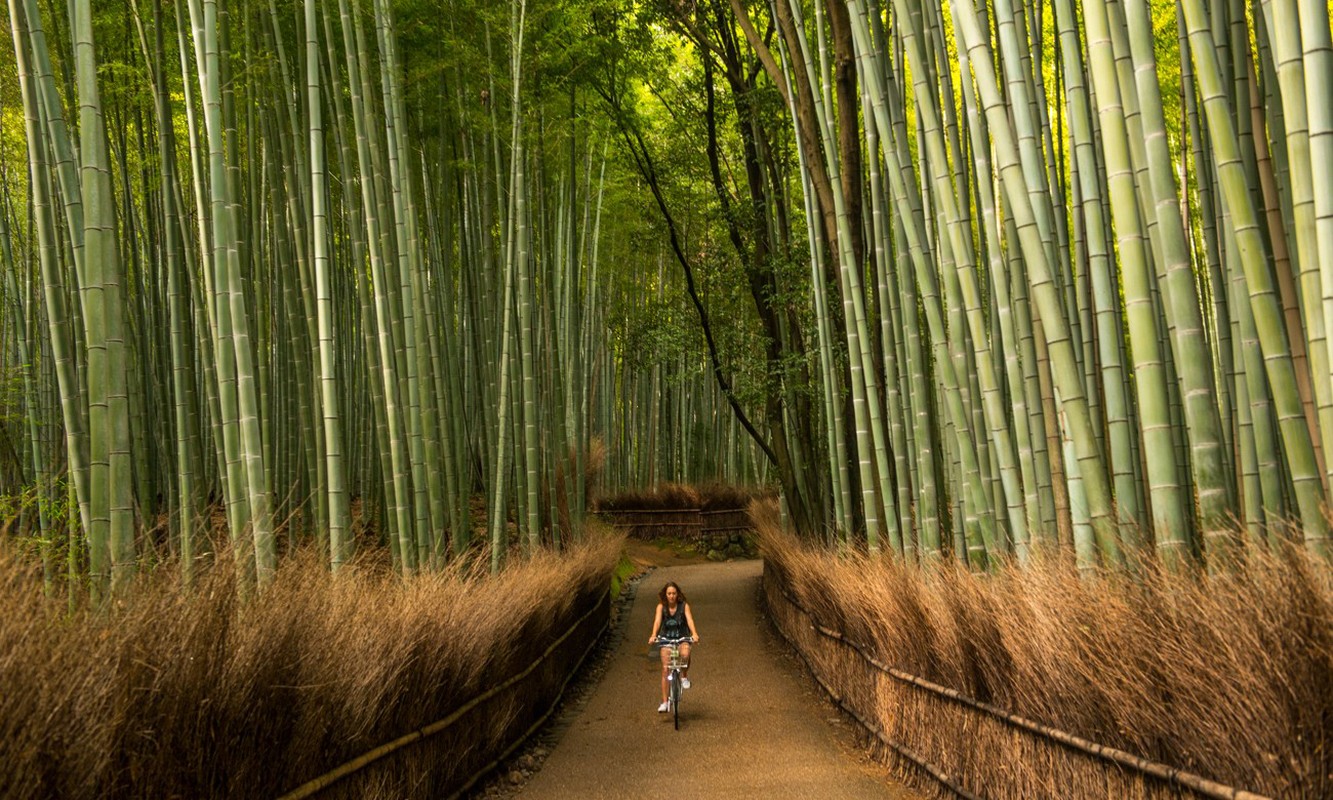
[659,581,687,604]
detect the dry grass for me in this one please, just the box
[593,483,769,544]
[0,533,623,799]
[594,481,770,512]
[754,504,1333,798]
[594,482,703,512]
[695,482,770,511]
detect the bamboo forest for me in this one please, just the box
[0,0,1329,797]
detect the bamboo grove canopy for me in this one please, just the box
[0,0,1330,596]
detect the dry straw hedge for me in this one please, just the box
[593,482,767,513]
[755,506,1332,799]
[594,483,768,541]
[0,533,622,799]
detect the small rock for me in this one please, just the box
[508,770,524,785]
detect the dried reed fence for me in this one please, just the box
[593,483,764,541]
[755,510,1331,800]
[593,507,706,541]
[0,534,622,799]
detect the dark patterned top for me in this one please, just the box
[659,603,689,641]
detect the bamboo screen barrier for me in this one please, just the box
[762,564,1271,800]
[278,588,611,799]
[592,507,754,541]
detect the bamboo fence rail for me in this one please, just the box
[763,565,1272,800]
[591,507,756,540]
[278,589,611,799]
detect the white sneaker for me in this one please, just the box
[681,677,691,690]
[658,701,669,713]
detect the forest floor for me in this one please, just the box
[471,541,921,799]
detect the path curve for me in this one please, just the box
[517,559,918,799]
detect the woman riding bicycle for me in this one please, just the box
[647,581,699,712]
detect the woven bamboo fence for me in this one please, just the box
[278,587,611,799]
[762,563,1272,800]
[592,507,754,543]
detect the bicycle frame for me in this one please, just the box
[660,638,689,730]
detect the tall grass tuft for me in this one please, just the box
[0,533,622,799]
[755,505,1332,797]
[594,482,703,512]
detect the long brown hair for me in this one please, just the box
[658,581,687,605]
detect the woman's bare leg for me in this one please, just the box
[679,642,692,678]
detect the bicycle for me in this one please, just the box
[656,636,694,730]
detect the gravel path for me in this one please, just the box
[514,559,919,799]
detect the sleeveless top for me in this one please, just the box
[659,603,688,641]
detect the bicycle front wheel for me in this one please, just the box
[671,671,681,730]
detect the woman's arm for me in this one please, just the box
[647,603,663,644]
[684,603,699,642]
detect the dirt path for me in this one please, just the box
[516,558,919,799]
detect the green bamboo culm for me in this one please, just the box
[1180,0,1329,555]
[5,0,1333,597]
[305,0,351,570]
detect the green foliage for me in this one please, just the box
[608,551,635,597]
[0,474,81,558]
